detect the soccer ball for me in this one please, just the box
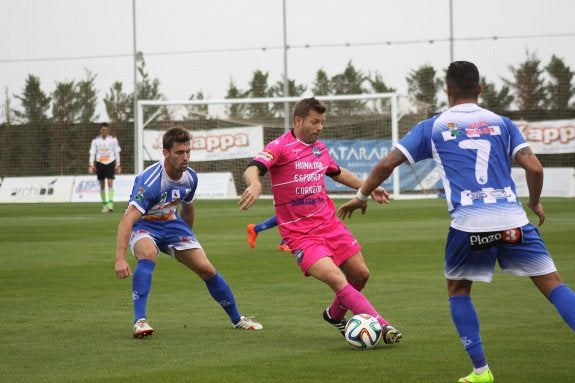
[344,314,383,349]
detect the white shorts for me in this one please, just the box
[130,219,202,257]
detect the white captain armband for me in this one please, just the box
[355,190,369,202]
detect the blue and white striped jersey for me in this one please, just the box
[128,161,198,221]
[396,103,530,232]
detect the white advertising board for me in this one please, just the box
[71,175,136,202]
[0,176,75,203]
[0,172,237,203]
[516,119,575,154]
[196,172,237,199]
[512,167,575,197]
[143,126,263,162]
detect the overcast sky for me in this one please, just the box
[1,0,574,121]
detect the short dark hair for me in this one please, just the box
[446,61,480,99]
[99,122,110,128]
[293,97,327,121]
[163,126,191,150]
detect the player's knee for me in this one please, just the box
[136,250,157,261]
[197,266,217,280]
[133,237,158,260]
[447,279,472,296]
[352,270,370,285]
[346,264,370,285]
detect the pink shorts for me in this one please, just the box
[284,221,362,276]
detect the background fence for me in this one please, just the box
[1,99,572,197]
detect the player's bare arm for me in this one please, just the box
[338,148,407,220]
[514,146,545,226]
[239,165,263,211]
[332,167,390,204]
[331,167,363,190]
[362,148,407,194]
[180,202,195,229]
[115,205,143,279]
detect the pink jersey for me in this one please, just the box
[252,130,340,238]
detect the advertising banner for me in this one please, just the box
[322,139,441,192]
[0,176,75,203]
[516,119,575,154]
[71,173,236,202]
[512,167,575,197]
[196,172,237,199]
[71,175,136,202]
[143,126,264,161]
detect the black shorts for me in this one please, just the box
[95,161,116,180]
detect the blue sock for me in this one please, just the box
[549,284,575,331]
[449,295,487,369]
[132,259,155,323]
[255,216,278,233]
[205,273,241,324]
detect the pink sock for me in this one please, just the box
[335,284,389,326]
[328,280,366,320]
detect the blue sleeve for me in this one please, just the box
[183,169,199,203]
[397,118,434,163]
[502,116,527,154]
[128,174,154,213]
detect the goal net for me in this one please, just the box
[136,94,442,199]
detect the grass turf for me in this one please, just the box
[0,198,573,382]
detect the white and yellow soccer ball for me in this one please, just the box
[344,313,383,349]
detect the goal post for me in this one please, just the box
[136,93,442,199]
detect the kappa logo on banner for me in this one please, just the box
[143,126,264,162]
[469,228,522,251]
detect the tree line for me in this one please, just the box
[2,51,574,126]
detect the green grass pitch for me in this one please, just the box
[1,198,573,382]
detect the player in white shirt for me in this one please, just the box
[338,61,575,383]
[89,122,121,212]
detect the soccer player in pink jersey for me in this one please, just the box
[239,97,402,344]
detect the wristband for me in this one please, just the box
[355,190,369,202]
